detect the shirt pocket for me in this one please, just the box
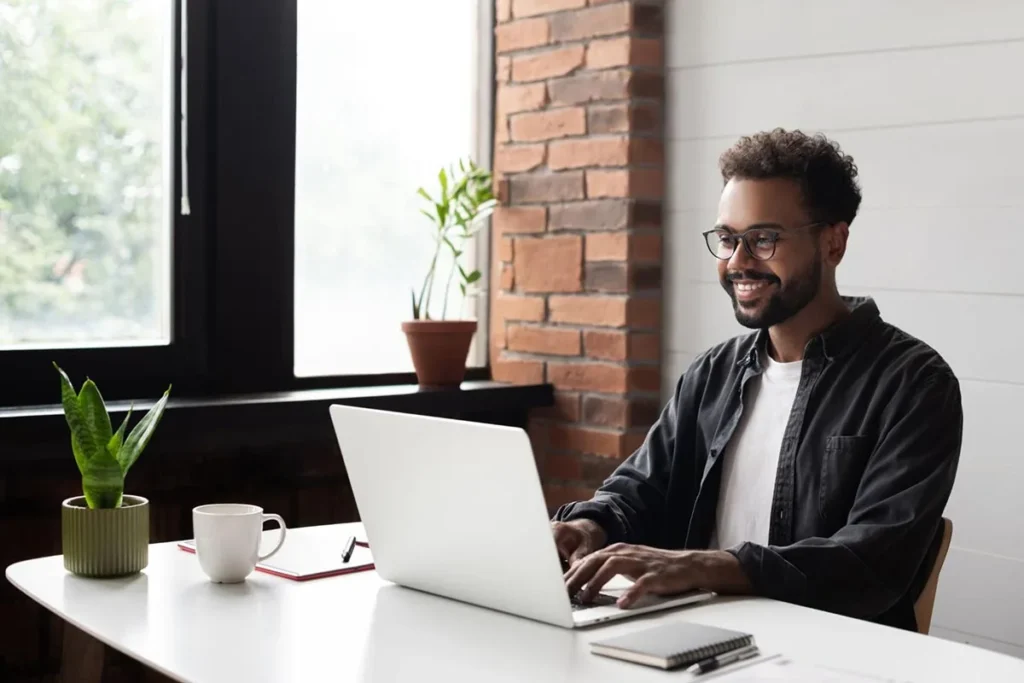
[818,435,873,525]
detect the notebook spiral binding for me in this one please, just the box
[668,634,754,667]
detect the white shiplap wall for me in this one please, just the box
[663,0,1024,658]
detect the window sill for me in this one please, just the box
[0,380,554,463]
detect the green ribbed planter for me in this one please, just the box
[61,495,149,577]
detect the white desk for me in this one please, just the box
[7,523,1024,682]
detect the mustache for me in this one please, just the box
[725,271,780,285]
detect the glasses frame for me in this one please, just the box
[701,222,826,261]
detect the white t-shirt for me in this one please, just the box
[709,351,803,550]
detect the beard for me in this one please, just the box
[722,256,822,329]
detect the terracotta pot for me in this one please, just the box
[401,320,477,388]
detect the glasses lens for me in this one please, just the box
[705,230,735,259]
[747,229,777,260]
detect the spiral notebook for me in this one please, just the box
[590,620,755,670]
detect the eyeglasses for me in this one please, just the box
[701,222,825,261]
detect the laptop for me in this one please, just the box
[328,404,714,628]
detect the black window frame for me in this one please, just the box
[0,0,494,409]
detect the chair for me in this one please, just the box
[914,517,953,635]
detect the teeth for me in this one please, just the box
[735,281,768,293]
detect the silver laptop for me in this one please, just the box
[329,404,714,628]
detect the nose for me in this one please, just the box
[726,238,756,271]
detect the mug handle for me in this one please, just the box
[258,513,287,561]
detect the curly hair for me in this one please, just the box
[718,128,862,225]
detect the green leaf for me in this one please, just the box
[107,405,133,463]
[438,168,449,202]
[411,288,421,319]
[465,269,482,284]
[78,379,113,463]
[118,386,171,475]
[420,208,437,223]
[82,448,123,509]
[55,363,95,476]
[459,282,466,296]
[417,188,433,203]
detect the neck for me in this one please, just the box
[767,289,849,362]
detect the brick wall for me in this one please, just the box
[489,0,665,510]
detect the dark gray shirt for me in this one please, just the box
[554,297,962,631]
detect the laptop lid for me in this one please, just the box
[329,404,576,627]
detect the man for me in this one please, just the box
[553,128,962,632]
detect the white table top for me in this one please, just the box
[7,523,1024,683]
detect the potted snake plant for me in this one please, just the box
[404,158,496,387]
[55,363,171,577]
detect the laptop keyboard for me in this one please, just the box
[569,591,617,611]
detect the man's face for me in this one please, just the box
[713,178,824,329]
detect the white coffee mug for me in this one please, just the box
[192,504,287,583]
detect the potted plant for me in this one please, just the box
[404,158,496,387]
[55,363,171,577]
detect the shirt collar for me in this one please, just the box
[739,296,881,368]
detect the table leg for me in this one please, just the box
[61,623,104,683]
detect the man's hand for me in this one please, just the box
[551,519,607,566]
[564,543,751,608]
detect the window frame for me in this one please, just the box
[0,0,495,409]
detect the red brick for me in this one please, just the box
[623,430,648,455]
[584,329,627,361]
[495,112,510,144]
[509,171,585,203]
[514,0,586,19]
[510,107,585,142]
[627,296,661,328]
[586,36,663,70]
[586,168,663,199]
[500,237,514,262]
[515,235,583,292]
[543,484,594,511]
[495,143,546,174]
[588,103,662,134]
[497,83,548,115]
[549,199,630,231]
[535,391,582,421]
[501,263,515,289]
[550,3,631,42]
[629,366,661,392]
[495,294,546,321]
[492,319,507,349]
[495,177,510,203]
[549,294,628,326]
[585,262,661,292]
[492,357,545,384]
[496,17,550,54]
[497,0,512,22]
[630,137,664,166]
[497,55,511,83]
[585,232,628,261]
[494,206,547,235]
[549,423,626,458]
[631,331,660,361]
[512,45,585,82]
[543,451,584,480]
[582,455,620,483]
[507,324,581,356]
[548,137,629,170]
[632,233,662,262]
[549,69,631,105]
[548,361,628,392]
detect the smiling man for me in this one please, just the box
[552,129,963,632]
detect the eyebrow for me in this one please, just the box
[712,222,786,233]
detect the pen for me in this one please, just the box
[686,644,760,675]
[341,535,356,563]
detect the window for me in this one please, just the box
[293,2,490,377]
[0,0,172,350]
[0,0,494,409]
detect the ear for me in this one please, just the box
[822,222,849,266]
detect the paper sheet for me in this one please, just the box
[715,656,907,682]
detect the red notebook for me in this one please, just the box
[178,525,374,581]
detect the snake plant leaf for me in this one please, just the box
[78,379,113,462]
[107,404,134,464]
[55,363,94,476]
[118,386,171,475]
[82,447,124,508]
